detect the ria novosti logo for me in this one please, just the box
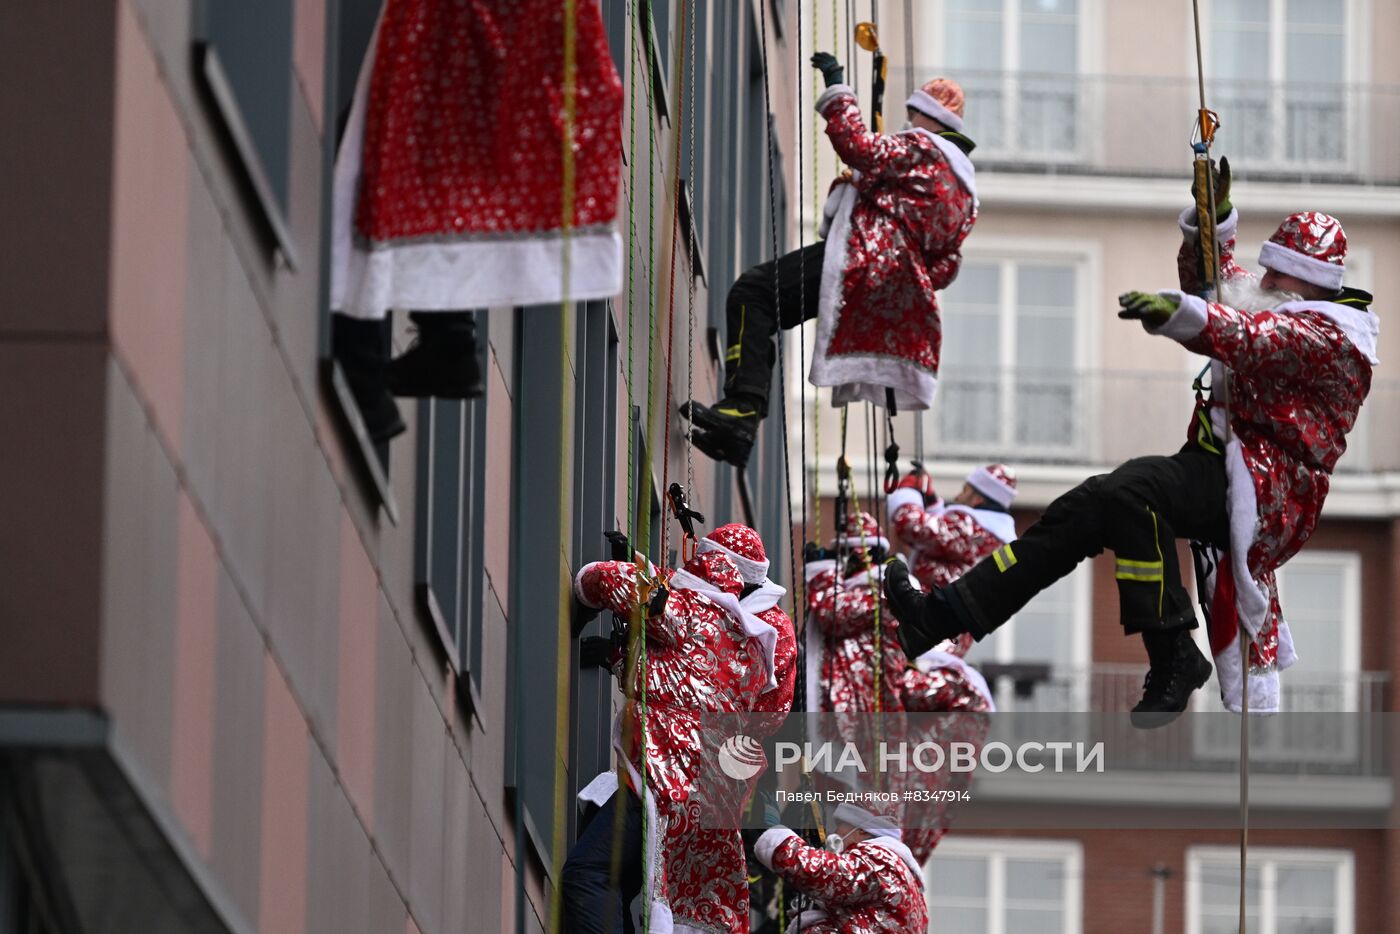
[717,734,765,781]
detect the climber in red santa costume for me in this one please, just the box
[747,800,927,933]
[681,55,978,467]
[887,168,1378,726]
[887,463,1019,591]
[564,547,786,934]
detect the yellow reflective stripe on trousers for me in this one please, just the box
[992,544,1017,572]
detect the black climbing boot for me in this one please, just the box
[386,311,484,399]
[332,313,407,444]
[679,397,760,467]
[884,560,969,660]
[1130,628,1212,729]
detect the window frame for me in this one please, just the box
[192,0,300,266]
[411,314,491,713]
[924,836,1085,934]
[1201,0,1368,176]
[923,237,1101,463]
[1185,845,1355,934]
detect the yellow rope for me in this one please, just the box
[546,3,579,929]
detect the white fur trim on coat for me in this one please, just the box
[1276,299,1380,365]
[815,83,857,115]
[913,649,997,712]
[966,467,1016,509]
[1149,291,1210,342]
[942,504,1017,545]
[755,827,799,871]
[670,569,780,691]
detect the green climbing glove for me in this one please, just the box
[1190,155,1232,222]
[1117,291,1180,326]
[811,51,844,88]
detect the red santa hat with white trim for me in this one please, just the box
[906,77,966,133]
[966,463,1018,509]
[829,511,891,552]
[833,798,906,841]
[698,523,770,584]
[1258,212,1347,291]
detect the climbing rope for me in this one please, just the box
[757,0,800,628]
[1188,1,1248,930]
[548,5,580,928]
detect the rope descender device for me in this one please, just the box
[854,22,888,133]
[882,440,901,494]
[666,482,706,563]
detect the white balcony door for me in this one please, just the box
[934,255,1085,460]
[1211,0,1351,171]
[1187,847,1354,934]
[926,837,1084,934]
[942,0,1084,159]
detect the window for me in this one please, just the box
[926,837,1084,933]
[1211,0,1351,171]
[193,0,298,262]
[1187,847,1354,934]
[1192,551,1365,764]
[570,302,621,817]
[965,565,1091,710]
[412,313,489,709]
[928,251,1091,461]
[941,0,1086,160]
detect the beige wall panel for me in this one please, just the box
[258,654,311,934]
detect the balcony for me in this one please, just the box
[922,369,1400,475]
[966,667,1391,814]
[940,71,1400,187]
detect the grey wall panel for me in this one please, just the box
[268,90,326,389]
[407,684,446,932]
[100,362,180,802]
[306,750,371,934]
[212,245,276,617]
[367,853,407,934]
[211,570,266,925]
[372,595,414,881]
[182,169,231,504]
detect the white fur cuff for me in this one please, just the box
[1148,291,1209,342]
[755,827,799,871]
[816,84,856,115]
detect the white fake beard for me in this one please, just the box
[1219,277,1304,312]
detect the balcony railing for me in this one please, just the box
[934,71,1400,186]
[923,369,1400,473]
[984,664,1390,778]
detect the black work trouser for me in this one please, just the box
[562,789,643,934]
[724,241,827,417]
[952,446,1231,636]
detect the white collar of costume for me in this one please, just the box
[913,649,998,712]
[903,127,978,204]
[670,569,780,691]
[843,563,886,588]
[1274,299,1380,365]
[860,835,925,879]
[739,577,787,614]
[942,503,1017,544]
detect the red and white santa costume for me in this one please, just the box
[810,78,978,410]
[331,0,624,318]
[574,551,780,933]
[753,802,928,933]
[698,524,798,724]
[804,514,906,716]
[887,463,1019,590]
[897,632,995,866]
[1161,208,1379,711]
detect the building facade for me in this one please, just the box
[0,0,803,931]
[792,1,1400,932]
